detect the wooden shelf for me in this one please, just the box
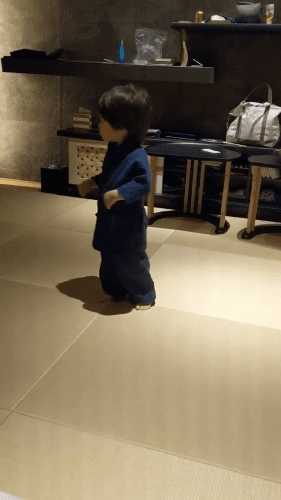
[1,56,214,84]
[171,22,281,34]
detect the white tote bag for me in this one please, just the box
[226,83,281,147]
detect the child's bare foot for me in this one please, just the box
[135,303,152,310]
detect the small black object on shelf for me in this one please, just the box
[41,165,69,195]
[10,48,65,60]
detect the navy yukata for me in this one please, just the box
[92,136,156,305]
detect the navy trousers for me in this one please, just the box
[99,250,156,305]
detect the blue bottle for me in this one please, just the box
[118,39,126,64]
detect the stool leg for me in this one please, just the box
[246,165,260,235]
[219,161,232,230]
[197,161,206,215]
[250,166,262,233]
[246,165,257,234]
[147,156,157,219]
[183,159,192,213]
[190,160,198,213]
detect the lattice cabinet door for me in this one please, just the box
[68,138,164,194]
[68,138,108,185]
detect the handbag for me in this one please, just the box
[236,1,262,23]
[226,83,281,148]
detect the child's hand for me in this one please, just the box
[104,189,125,209]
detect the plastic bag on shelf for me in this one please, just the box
[133,28,168,65]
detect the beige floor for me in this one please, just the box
[1,183,281,500]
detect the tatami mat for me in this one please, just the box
[15,305,281,484]
[1,185,281,500]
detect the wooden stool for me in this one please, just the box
[146,143,241,234]
[242,154,281,239]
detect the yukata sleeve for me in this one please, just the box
[117,157,151,202]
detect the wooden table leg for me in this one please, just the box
[183,159,192,213]
[190,160,198,213]
[219,161,232,230]
[181,30,188,66]
[147,155,157,219]
[197,161,206,214]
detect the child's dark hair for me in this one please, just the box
[97,83,152,145]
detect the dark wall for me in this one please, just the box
[178,30,281,139]
[60,2,281,144]
[77,27,281,142]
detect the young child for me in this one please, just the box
[78,83,156,310]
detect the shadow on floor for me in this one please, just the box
[56,276,136,316]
